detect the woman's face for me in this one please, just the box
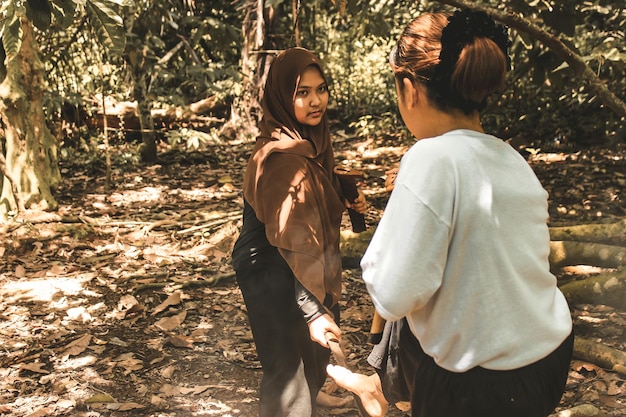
[293,66,329,126]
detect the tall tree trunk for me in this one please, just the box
[226,0,275,138]
[292,0,301,47]
[135,74,157,163]
[126,44,158,163]
[0,18,60,220]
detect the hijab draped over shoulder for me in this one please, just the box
[243,47,346,305]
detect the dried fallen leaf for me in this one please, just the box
[179,385,211,395]
[165,334,194,349]
[153,291,183,315]
[116,295,145,319]
[89,402,145,411]
[85,393,116,403]
[15,264,26,278]
[159,383,179,397]
[160,365,176,378]
[19,362,49,374]
[607,380,624,396]
[61,334,92,357]
[25,408,49,417]
[151,395,168,406]
[154,310,187,331]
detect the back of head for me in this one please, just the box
[390,9,511,114]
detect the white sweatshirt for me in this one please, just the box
[361,129,572,372]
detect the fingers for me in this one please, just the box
[326,364,359,391]
[347,190,368,214]
[326,365,389,417]
[384,169,398,193]
[308,314,341,347]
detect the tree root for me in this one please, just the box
[574,336,626,377]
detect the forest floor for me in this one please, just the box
[1,134,625,417]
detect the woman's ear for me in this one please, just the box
[401,77,418,109]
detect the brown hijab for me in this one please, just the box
[243,48,346,305]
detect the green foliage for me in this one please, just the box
[484,0,626,146]
[0,0,125,83]
[165,128,222,150]
[258,0,625,146]
[121,0,241,106]
[349,112,409,142]
[85,0,127,55]
[29,0,626,154]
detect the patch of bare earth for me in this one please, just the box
[0,139,624,417]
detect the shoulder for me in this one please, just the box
[402,136,458,168]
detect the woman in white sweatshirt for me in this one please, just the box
[327,9,573,417]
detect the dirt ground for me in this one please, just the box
[1,136,625,417]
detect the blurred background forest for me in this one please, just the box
[0,0,625,220]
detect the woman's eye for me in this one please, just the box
[318,85,328,93]
[296,90,308,96]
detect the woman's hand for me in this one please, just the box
[308,313,341,348]
[346,189,367,214]
[384,167,398,193]
[326,364,389,417]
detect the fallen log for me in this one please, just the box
[549,220,626,246]
[573,336,626,377]
[340,228,626,272]
[549,241,626,270]
[559,267,626,309]
[85,96,229,132]
[548,404,601,417]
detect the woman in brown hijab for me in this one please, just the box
[231,47,366,417]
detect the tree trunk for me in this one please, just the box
[225,0,275,139]
[549,220,626,246]
[133,72,157,163]
[573,336,626,376]
[86,96,228,133]
[549,241,626,270]
[559,267,626,309]
[0,18,60,220]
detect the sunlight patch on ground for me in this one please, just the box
[109,186,164,206]
[0,275,94,303]
[166,397,242,416]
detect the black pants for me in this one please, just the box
[369,319,574,417]
[236,254,338,417]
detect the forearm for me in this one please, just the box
[294,278,326,323]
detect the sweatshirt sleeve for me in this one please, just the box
[361,144,453,322]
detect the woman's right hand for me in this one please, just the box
[307,313,341,348]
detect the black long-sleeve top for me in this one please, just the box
[232,200,326,322]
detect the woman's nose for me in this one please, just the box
[310,93,321,106]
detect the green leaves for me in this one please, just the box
[85,0,126,56]
[2,12,23,62]
[0,0,124,62]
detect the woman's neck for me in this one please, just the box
[415,107,484,140]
